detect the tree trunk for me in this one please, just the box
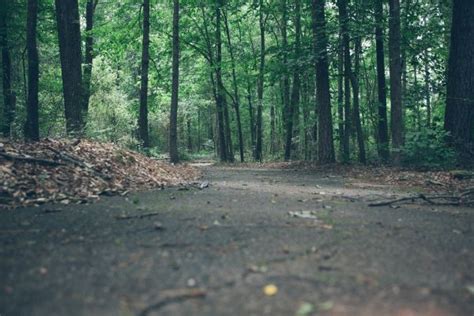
[255,0,265,162]
[223,92,234,162]
[187,119,192,152]
[223,11,244,162]
[138,0,150,148]
[423,50,431,128]
[338,0,351,163]
[282,0,292,161]
[351,37,366,164]
[1,5,14,137]
[169,0,180,163]
[444,0,474,156]
[288,0,302,161]
[388,0,403,165]
[215,0,228,162]
[312,0,335,163]
[375,0,389,161]
[337,30,344,160]
[25,0,39,141]
[82,0,98,126]
[55,0,83,135]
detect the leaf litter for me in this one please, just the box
[0,138,200,208]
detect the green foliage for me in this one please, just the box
[402,127,457,168]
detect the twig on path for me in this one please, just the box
[115,212,161,220]
[138,288,206,316]
[369,191,473,207]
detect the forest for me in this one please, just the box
[1,0,473,167]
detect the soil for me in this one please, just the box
[1,165,473,316]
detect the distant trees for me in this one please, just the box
[444,0,474,157]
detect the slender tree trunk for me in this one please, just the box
[351,37,366,164]
[82,0,98,126]
[138,0,150,148]
[169,0,180,163]
[337,31,344,160]
[282,0,292,161]
[247,80,256,154]
[287,0,302,161]
[25,0,39,141]
[223,92,234,162]
[375,0,389,161]
[255,0,265,162]
[215,0,228,162]
[423,50,431,128]
[187,119,192,152]
[338,0,351,163]
[388,0,403,165]
[444,0,474,156]
[223,11,244,162]
[312,0,335,163]
[55,0,83,135]
[1,6,14,137]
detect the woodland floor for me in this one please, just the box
[0,164,473,316]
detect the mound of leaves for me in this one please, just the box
[0,138,200,208]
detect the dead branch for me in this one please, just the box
[138,288,206,316]
[115,212,161,220]
[0,152,65,166]
[369,191,474,207]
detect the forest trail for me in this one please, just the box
[1,165,473,316]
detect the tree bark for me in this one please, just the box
[82,0,98,126]
[282,0,292,161]
[169,0,180,163]
[255,0,265,162]
[351,37,366,164]
[215,0,228,162]
[375,0,389,161]
[25,0,39,141]
[55,0,83,135]
[138,0,150,148]
[312,0,335,163]
[444,0,474,157]
[1,3,14,137]
[388,0,403,165]
[223,11,244,162]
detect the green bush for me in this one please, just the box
[402,127,457,168]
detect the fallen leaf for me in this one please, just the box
[296,302,314,316]
[263,284,278,296]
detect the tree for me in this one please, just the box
[138,0,150,148]
[1,0,14,137]
[444,0,474,157]
[169,0,180,163]
[388,0,403,164]
[255,0,265,162]
[282,0,292,161]
[82,0,99,125]
[312,0,335,163]
[55,0,83,135]
[374,0,389,161]
[25,0,39,141]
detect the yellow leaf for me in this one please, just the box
[263,284,278,296]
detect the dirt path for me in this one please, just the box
[1,166,473,316]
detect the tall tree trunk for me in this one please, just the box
[55,0,83,135]
[187,119,192,152]
[1,4,14,137]
[287,0,302,161]
[374,0,389,161]
[351,37,366,164]
[423,50,431,128]
[215,0,228,162]
[25,0,39,141]
[169,0,180,163]
[444,0,474,156]
[338,0,351,163]
[223,11,244,162]
[282,0,292,161]
[337,31,344,160]
[255,0,265,162]
[312,0,335,163]
[138,0,150,148]
[223,92,234,162]
[247,80,256,154]
[82,0,98,126]
[388,0,403,165]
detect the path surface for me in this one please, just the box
[1,166,473,316]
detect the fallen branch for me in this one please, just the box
[115,212,161,220]
[138,288,206,316]
[0,151,65,166]
[369,191,474,207]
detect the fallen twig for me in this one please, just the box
[0,151,65,166]
[115,212,161,220]
[138,288,206,316]
[369,191,474,207]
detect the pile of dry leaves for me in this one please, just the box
[0,138,200,208]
